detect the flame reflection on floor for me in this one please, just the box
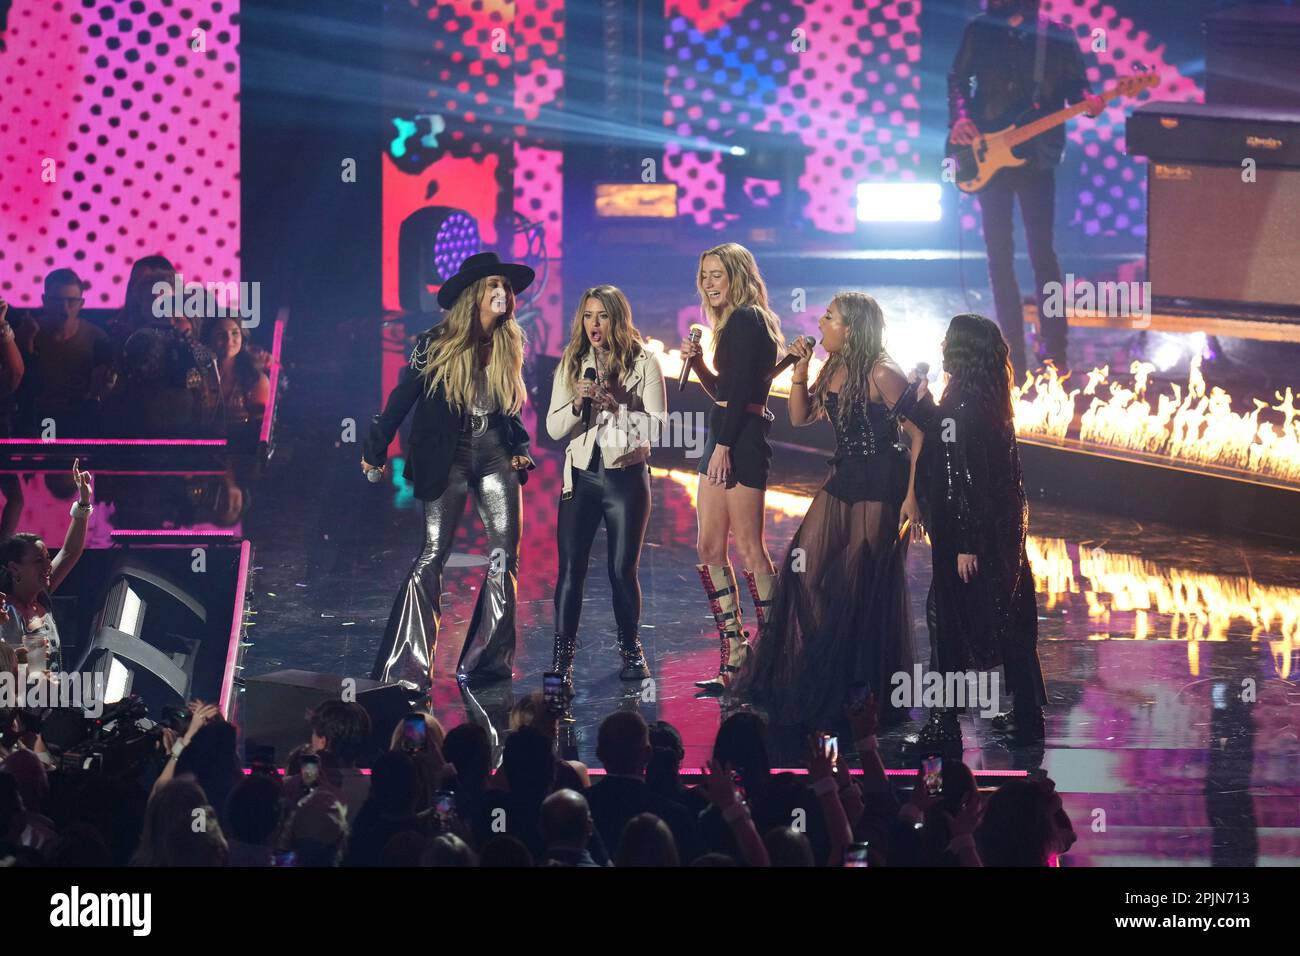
[658,467,1299,680]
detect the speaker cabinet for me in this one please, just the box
[240,669,410,768]
[1147,162,1300,311]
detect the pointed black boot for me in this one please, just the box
[617,628,651,681]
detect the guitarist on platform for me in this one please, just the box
[948,0,1104,375]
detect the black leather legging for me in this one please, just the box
[554,453,650,637]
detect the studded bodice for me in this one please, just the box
[824,391,898,460]
[822,391,908,505]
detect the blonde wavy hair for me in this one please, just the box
[809,292,889,426]
[696,242,785,357]
[558,285,644,389]
[420,276,527,415]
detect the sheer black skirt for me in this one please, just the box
[737,488,915,731]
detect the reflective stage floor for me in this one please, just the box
[241,289,1300,867]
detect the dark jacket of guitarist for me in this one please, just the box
[948,1,1094,169]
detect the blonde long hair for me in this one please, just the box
[558,285,644,389]
[420,277,527,415]
[809,292,888,426]
[696,242,785,356]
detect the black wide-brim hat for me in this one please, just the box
[436,251,536,310]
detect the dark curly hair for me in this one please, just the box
[0,533,43,594]
[941,313,1014,422]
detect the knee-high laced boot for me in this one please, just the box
[694,563,749,695]
[741,569,777,646]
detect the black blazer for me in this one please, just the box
[364,328,534,502]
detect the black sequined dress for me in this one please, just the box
[914,381,1045,706]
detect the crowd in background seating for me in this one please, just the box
[0,261,269,441]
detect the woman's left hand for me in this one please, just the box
[706,444,732,486]
[73,458,93,506]
[511,455,533,471]
[900,494,924,542]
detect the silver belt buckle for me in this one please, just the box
[468,413,488,437]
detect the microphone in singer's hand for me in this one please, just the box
[678,328,702,393]
[581,366,598,427]
[366,467,383,483]
[771,336,817,378]
[910,362,930,384]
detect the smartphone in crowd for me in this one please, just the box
[543,672,566,715]
[922,754,943,797]
[819,733,839,769]
[300,753,320,789]
[402,714,427,753]
[730,770,748,806]
[433,790,457,831]
[844,842,871,867]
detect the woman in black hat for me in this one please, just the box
[361,252,537,691]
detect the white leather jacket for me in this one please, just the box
[545,348,668,497]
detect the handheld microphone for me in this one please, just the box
[581,366,597,428]
[366,466,384,483]
[910,362,930,384]
[678,328,702,392]
[771,336,817,378]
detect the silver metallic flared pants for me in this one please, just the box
[372,426,522,688]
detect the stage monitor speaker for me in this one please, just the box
[1147,162,1300,311]
[241,669,410,768]
[73,578,202,718]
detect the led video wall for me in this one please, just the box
[382,0,1206,316]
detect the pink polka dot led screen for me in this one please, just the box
[665,0,923,233]
[0,0,240,307]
